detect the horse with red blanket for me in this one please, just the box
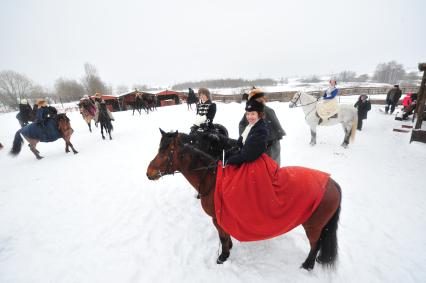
[147,130,341,270]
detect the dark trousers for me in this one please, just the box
[357,118,363,130]
[385,103,397,114]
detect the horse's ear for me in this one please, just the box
[159,128,166,136]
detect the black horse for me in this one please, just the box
[187,88,199,110]
[99,102,113,140]
[186,123,238,161]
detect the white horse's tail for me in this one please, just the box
[350,114,357,143]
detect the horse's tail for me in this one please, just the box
[350,112,357,143]
[10,129,24,156]
[317,181,341,267]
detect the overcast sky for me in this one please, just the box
[1,0,425,88]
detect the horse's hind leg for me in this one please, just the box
[301,178,341,270]
[88,122,92,132]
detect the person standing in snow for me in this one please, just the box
[385,85,402,114]
[354,94,371,130]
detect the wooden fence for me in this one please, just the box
[211,86,420,104]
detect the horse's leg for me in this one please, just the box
[101,123,105,140]
[212,218,233,264]
[301,178,341,270]
[63,136,78,154]
[29,140,43,160]
[310,126,317,146]
[341,123,350,148]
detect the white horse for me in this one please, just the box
[289,91,358,148]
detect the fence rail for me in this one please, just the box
[211,86,420,104]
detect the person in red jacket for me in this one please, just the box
[402,93,413,112]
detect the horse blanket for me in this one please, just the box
[214,154,329,242]
[20,119,62,142]
[316,99,339,120]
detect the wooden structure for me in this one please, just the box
[89,94,120,112]
[116,90,156,110]
[156,90,182,106]
[410,63,426,143]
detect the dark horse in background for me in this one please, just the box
[142,93,157,113]
[99,102,114,140]
[10,113,78,159]
[147,130,341,270]
[187,88,199,110]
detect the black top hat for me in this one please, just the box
[245,98,264,112]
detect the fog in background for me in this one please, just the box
[0,0,424,87]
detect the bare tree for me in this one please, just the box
[55,78,85,102]
[81,63,107,96]
[373,61,406,84]
[300,75,321,83]
[354,74,369,82]
[337,70,357,82]
[0,70,33,108]
[132,84,149,91]
[116,85,129,95]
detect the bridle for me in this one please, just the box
[151,142,218,198]
[290,92,320,108]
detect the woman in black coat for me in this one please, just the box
[227,97,268,166]
[354,94,371,130]
[239,88,285,166]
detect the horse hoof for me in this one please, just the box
[216,253,229,264]
[300,263,313,271]
[73,151,78,154]
[341,143,348,148]
[36,156,44,160]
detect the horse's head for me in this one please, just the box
[289,91,302,108]
[147,129,182,180]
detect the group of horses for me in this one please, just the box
[8,91,355,271]
[131,93,158,115]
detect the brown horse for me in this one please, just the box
[10,113,78,159]
[0,142,3,150]
[147,130,342,270]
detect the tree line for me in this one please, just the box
[0,60,421,110]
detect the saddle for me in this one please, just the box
[317,113,338,125]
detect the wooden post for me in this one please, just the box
[414,63,426,130]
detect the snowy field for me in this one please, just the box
[1,100,426,283]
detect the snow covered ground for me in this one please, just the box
[0,100,425,283]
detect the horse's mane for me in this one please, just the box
[57,113,70,122]
[159,132,216,164]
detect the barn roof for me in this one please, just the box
[156,90,180,96]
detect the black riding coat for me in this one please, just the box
[354,99,371,120]
[18,103,33,121]
[227,119,268,165]
[386,88,402,104]
[196,100,216,129]
[239,105,285,144]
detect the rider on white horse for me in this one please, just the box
[317,79,339,124]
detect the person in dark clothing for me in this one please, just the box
[21,99,61,142]
[385,85,402,114]
[227,97,268,166]
[239,88,286,166]
[190,88,216,134]
[354,94,371,130]
[16,99,33,128]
